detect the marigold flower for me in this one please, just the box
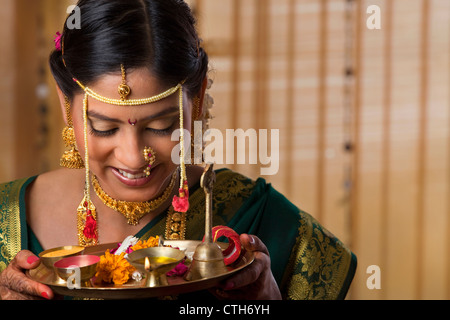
[95,250,135,285]
[130,236,159,251]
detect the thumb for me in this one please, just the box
[239,234,269,256]
[6,251,54,299]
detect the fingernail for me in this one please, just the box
[41,292,49,300]
[27,256,39,265]
[249,235,255,245]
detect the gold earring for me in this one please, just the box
[143,146,156,176]
[60,96,85,169]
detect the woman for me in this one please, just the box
[0,0,356,300]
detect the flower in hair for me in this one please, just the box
[54,31,62,51]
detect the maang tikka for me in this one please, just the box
[60,96,84,169]
[118,64,131,101]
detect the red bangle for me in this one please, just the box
[205,226,243,265]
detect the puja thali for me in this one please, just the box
[27,240,254,299]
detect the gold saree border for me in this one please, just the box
[282,210,356,300]
[0,177,32,272]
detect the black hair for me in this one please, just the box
[49,0,208,101]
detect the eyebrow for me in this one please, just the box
[87,106,179,123]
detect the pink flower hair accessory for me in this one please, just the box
[54,31,62,51]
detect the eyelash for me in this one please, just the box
[89,128,117,137]
[147,126,175,136]
[89,122,176,137]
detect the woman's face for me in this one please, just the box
[71,68,192,202]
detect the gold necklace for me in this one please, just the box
[92,171,178,226]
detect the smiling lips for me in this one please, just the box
[112,167,154,187]
[118,169,147,179]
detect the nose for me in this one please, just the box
[114,133,146,170]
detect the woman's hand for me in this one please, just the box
[0,250,53,300]
[214,234,282,300]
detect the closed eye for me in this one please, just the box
[89,127,118,137]
[145,119,177,136]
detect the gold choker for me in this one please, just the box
[92,171,177,225]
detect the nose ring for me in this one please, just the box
[143,146,156,176]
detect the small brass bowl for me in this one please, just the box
[53,255,100,283]
[39,245,84,269]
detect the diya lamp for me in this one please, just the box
[144,257,162,287]
[127,247,185,287]
[184,164,228,281]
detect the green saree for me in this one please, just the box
[0,169,356,300]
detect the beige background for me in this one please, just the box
[0,0,449,299]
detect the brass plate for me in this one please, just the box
[27,240,253,299]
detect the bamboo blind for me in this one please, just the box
[190,0,450,299]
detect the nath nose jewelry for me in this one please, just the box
[143,146,156,176]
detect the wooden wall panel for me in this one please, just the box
[0,0,17,182]
[421,0,450,300]
[0,0,74,182]
[385,0,422,300]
